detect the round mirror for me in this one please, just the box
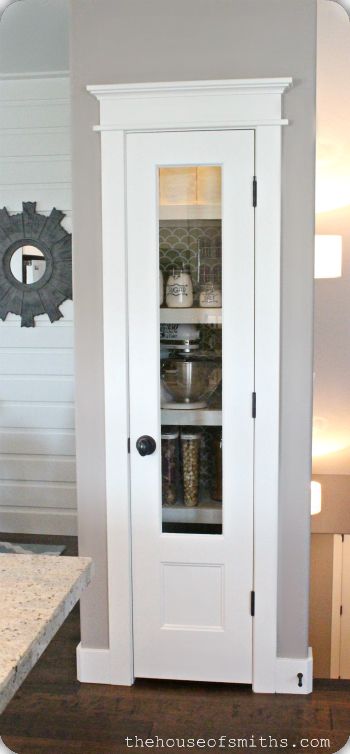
[10,245,47,285]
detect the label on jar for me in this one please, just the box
[199,285,222,308]
[167,283,189,298]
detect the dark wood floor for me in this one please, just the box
[0,534,349,754]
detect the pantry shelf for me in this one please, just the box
[161,408,222,426]
[159,205,221,221]
[162,501,222,525]
[160,308,222,325]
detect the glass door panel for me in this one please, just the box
[159,166,222,534]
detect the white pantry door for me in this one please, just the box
[127,130,255,682]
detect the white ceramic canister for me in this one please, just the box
[166,269,193,308]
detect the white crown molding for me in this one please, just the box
[88,77,293,132]
[87,77,292,101]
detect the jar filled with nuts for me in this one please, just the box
[161,427,179,506]
[181,430,201,507]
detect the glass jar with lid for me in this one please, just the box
[161,427,179,506]
[181,430,201,507]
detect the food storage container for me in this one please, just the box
[161,427,179,506]
[181,430,200,507]
[166,268,193,308]
[159,269,164,306]
[212,432,222,502]
[199,282,222,308]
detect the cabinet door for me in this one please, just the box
[127,130,255,682]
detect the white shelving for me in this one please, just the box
[161,408,222,426]
[159,205,221,221]
[162,500,222,525]
[160,308,222,325]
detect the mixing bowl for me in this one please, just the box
[161,355,221,409]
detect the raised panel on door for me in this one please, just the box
[127,130,255,682]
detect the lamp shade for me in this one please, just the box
[311,481,322,516]
[330,0,350,18]
[0,0,22,19]
[314,235,342,279]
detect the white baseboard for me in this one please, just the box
[76,643,135,685]
[275,647,313,694]
[76,643,114,685]
[77,643,313,692]
[0,508,77,536]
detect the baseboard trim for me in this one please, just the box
[76,644,112,684]
[275,647,313,694]
[77,644,313,692]
[0,509,77,536]
[76,643,135,685]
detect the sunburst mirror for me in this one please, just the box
[0,202,72,327]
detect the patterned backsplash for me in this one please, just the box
[160,219,221,302]
[160,219,222,499]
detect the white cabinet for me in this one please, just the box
[84,78,312,693]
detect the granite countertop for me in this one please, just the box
[0,554,93,715]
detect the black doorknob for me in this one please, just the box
[136,435,157,456]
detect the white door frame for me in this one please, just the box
[77,78,312,693]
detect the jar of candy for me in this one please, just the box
[181,430,200,507]
[161,427,179,506]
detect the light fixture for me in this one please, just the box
[0,0,22,19]
[329,0,350,18]
[311,481,322,516]
[314,235,342,278]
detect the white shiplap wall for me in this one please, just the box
[0,74,76,535]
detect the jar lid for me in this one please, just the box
[169,265,191,275]
[181,430,200,440]
[161,426,179,440]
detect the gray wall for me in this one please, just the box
[70,0,316,657]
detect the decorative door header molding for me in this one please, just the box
[87,78,293,100]
[87,77,293,133]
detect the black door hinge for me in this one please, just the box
[252,392,256,419]
[251,591,255,617]
[127,437,130,454]
[342,534,345,542]
[253,176,257,208]
[340,605,343,616]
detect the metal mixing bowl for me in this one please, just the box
[161,356,222,406]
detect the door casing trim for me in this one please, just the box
[81,78,311,694]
